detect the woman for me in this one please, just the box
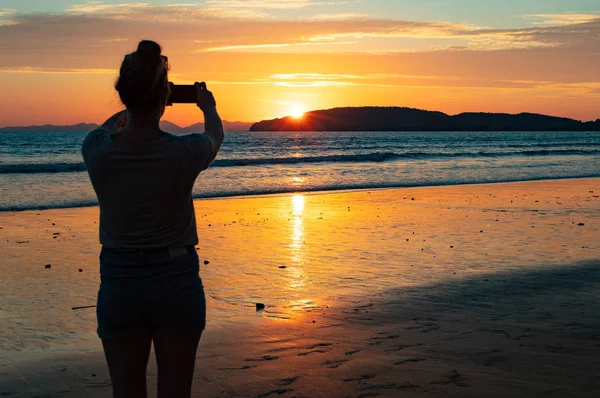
[81,40,224,398]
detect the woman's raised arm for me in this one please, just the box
[195,82,223,164]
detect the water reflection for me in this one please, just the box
[292,194,304,215]
[290,176,305,187]
[289,195,306,290]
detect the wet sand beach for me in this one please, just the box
[1,178,599,397]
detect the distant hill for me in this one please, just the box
[0,120,252,133]
[0,123,100,132]
[250,107,600,132]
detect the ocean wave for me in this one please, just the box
[506,142,600,148]
[0,162,87,174]
[3,174,599,212]
[1,149,599,174]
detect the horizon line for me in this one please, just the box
[1,106,599,129]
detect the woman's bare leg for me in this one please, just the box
[153,329,202,398]
[101,332,153,398]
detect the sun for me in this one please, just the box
[288,106,306,119]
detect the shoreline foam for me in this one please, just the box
[3,175,600,212]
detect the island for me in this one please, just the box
[249,107,600,132]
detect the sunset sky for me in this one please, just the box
[0,0,599,127]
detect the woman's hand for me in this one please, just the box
[194,82,216,111]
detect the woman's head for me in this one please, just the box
[115,40,170,117]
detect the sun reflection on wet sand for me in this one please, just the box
[292,194,304,215]
[288,195,306,293]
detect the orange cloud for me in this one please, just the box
[0,5,598,126]
[205,0,348,9]
[0,67,116,75]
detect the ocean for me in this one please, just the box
[1,130,599,212]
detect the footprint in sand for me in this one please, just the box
[243,355,279,361]
[343,373,376,382]
[217,365,257,371]
[280,376,300,386]
[384,343,423,353]
[420,326,440,333]
[394,358,426,365]
[297,343,334,356]
[357,392,381,398]
[360,382,421,395]
[306,342,333,349]
[297,349,332,356]
[369,334,400,345]
[370,334,400,340]
[257,388,294,397]
[322,359,349,369]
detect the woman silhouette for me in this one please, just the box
[81,40,223,397]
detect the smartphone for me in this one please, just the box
[167,82,204,105]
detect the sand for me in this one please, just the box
[1,178,599,397]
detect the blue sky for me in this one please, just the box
[3,0,599,28]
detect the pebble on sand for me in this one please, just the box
[279,266,287,269]
[204,260,210,265]
[45,264,51,269]
[577,223,585,226]
[78,269,83,272]
[256,303,265,310]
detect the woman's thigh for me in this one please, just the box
[101,332,153,398]
[153,329,202,398]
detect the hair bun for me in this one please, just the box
[137,40,161,59]
[116,40,169,111]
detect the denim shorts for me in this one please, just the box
[97,246,206,340]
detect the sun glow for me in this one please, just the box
[288,106,306,119]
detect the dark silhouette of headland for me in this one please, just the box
[3,108,598,133]
[250,107,600,132]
